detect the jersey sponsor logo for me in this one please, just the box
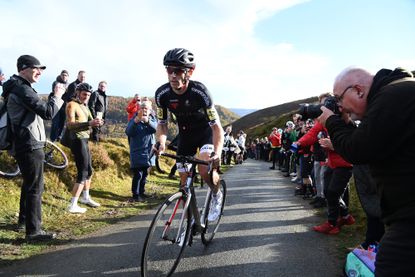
[156,107,164,120]
[191,87,211,106]
[169,99,179,110]
[206,106,218,121]
[155,86,170,106]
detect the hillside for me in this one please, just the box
[229,96,318,139]
[43,96,240,139]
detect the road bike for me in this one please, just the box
[141,152,227,277]
[0,140,68,178]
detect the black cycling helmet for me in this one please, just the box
[76,82,93,92]
[163,48,195,69]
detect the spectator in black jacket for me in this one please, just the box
[88,81,108,142]
[2,55,64,241]
[319,66,415,276]
[64,70,86,103]
[49,70,69,141]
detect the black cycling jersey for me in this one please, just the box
[155,80,219,132]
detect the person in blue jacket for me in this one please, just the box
[125,100,157,202]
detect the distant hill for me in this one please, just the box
[42,95,239,139]
[105,96,239,138]
[230,96,318,139]
[105,96,239,125]
[230,108,257,117]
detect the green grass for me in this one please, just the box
[0,138,181,266]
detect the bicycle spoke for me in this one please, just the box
[141,192,190,277]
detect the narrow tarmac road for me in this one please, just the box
[0,159,344,276]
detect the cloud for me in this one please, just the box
[1,0,330,108]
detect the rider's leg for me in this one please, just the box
[197,151,220,194]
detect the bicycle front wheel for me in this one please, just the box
[141,191,191,277]
[0,151,20,178]
[44,140,68,169]
[201,179,227,245]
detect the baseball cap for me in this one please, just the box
[17,55,46,72]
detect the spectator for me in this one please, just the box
[51,69,69,91]
[126,93,141,121]
[236,130,247,162]
[222,126,232,164]
[49,70,70,142]
[0,67,5,86]
[2,55,64,241]
[88,81,108,142]
[295,113,354,234]
[319,66,415,275]
[64,70,86,103]
[66,83,103,213]
[294,118,314,198]
[125,101,157,201]
[269,127,281,169]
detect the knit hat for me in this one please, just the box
[61,70,69,75]
[17,55,46,72]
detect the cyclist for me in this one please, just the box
[154,48,224,221]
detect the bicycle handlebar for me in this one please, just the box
[161,152,209,166]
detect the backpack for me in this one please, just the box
[0,96,29,151]
[0,98,12,150]
[344,247,376,277]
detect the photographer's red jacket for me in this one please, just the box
[297,120,352,169]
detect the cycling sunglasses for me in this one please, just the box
[166,66,188,75]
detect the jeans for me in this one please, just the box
[323,166,352,225]
[132,167,149,196]
[313,161,327,198]
[16,149,45,235]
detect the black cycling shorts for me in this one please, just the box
[70,138,93,183]
[177,127,213,156]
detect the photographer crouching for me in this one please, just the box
[318,67,415,276]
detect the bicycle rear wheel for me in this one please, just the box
[201,179,227,245]
[0,150,20,178]
[141,191,191,277]
[44,140,68,169]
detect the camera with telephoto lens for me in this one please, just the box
[297,96,340,119]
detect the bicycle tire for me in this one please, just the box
[44,140,68,169]
[0,151,20,178]
[201,179,227,245]
[141,191,191,277]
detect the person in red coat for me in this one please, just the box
[294,109,355,235]
[126,93,141,121]
[268,127,281,169]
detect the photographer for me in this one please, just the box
[319,67,415,276]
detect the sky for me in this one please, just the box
[1,0,414,109]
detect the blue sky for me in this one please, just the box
[1,0,414,109]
